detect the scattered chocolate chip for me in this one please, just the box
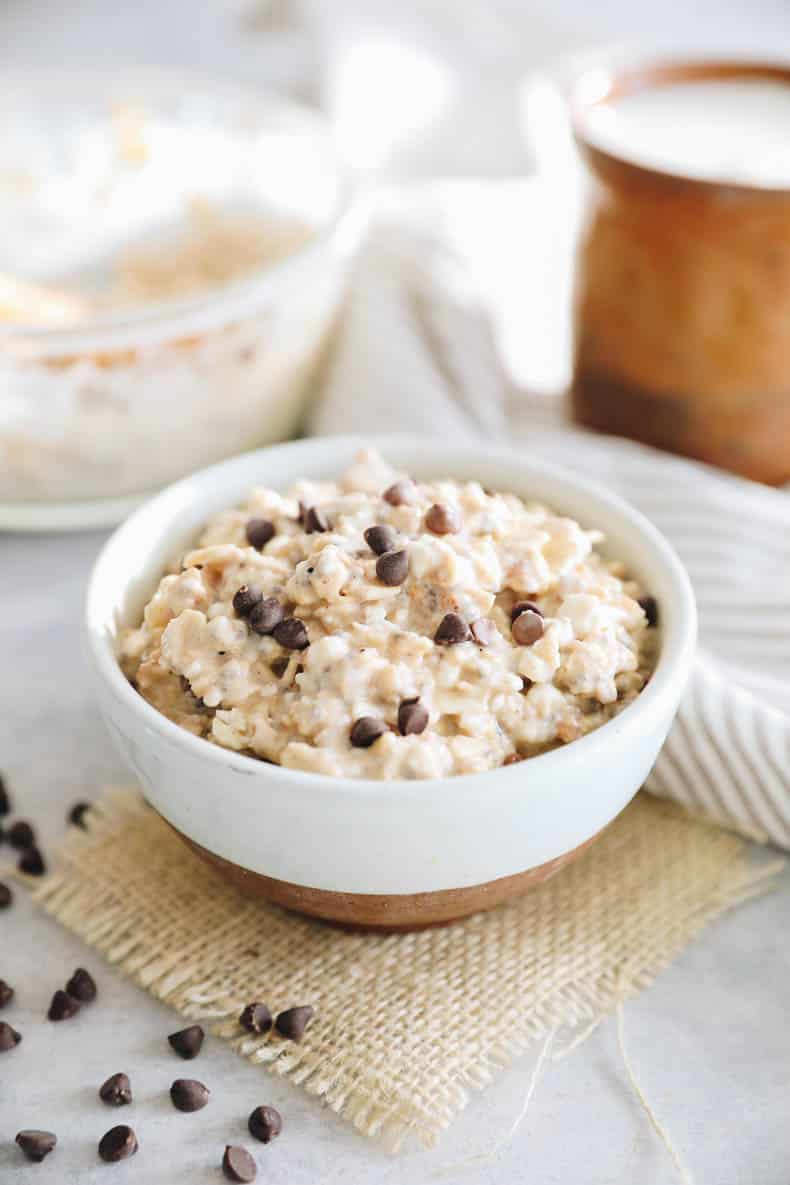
[0,979,14,1007]
[100,1072,133,1106]
[0,775,10,816]
[66,967,97,1003]
[168,1024,204,1060]
[98,1124,138,1163]
[239,1002,272,1035]
[272,617,309,650]
[504,753,524,766]
[511,600,543,623]
[470,619,496,646]
[245,519,275,550]
[511,610,544,647]
[0,1021,21,1051]
[521,677,534,693]
[68,801,91,829]
[434,613,471,645]
[376,549,409,586]
[350,717,386,748]
[223,1144,257,1182]
[425,503,461,535]
[47,990,80,1021]
[275,1005,314,1042]
[398,699,429,736]
[170,1078,210,1112]
[248,1104,282,1144]
[0,881,12,909]
[269,656,290,679]
[249,597,285,636]
[7,820,35,849]
[16,1131,57,1163]
[19,846,46,876]
[233,585,263,618]
[304,506,330,534]
[364,524,397,555]
[382,478,416,506]
[639,596,659,627]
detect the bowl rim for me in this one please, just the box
[0,66,357,353]
[85,434,698,803]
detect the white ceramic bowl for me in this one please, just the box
[86,436,697,928]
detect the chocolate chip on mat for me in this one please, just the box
[350,717,386,749]
[511,600,543,623]
[382,478,416,506]
[0,881,12,909]
[434,613,471,645]
[272,617,309,650]
[364,524,397,555]
[223,1145,257,1182]
[233,585,263,618]
[66,967,97,1002]
[0,979,14,1007]
[170,1078,210,1112]
[511,610,544,647]
[470,618,496,646]
[398,699,429,737]
[98,1124,138,1163]
[168,1024,205,1060]
[7,820,35,850]
[425,503,461,535]
[303,506,330,534]
[245,519,275,550]
[249,597,285,636]
[376,549,409,586]
[47,990,80,1021]
[239,1002,272,1035]
[248,1104,282,1144]
[0,1021,21,1051]
[19,846,46,876]
[68,801,91,829]
[0,774,10,816]
[16,1131,57,1163]
[99,1072,133,1106]
[275,1005,314,1042]
[639,595,659,627]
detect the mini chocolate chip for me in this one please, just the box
[435,613,471,645]
[170,1078,210,1112]
[7,820,34,849]
[382,478,416,506]
[425,503,460,535]
[16,1131,57,1163]
[398,699,429,736]
[639,595,659,627]
[0,979,14,1007]
[0,881,12,908]
[223,1145,257,1182]
[470,619,496,646]
[248,1105,282,1144]
[0,1021,22,1051]
[48,990,80,1021]
[504,753,524,766]
[269,656,290,678]
[233,585,263,618]
[239,1002,272,1035]
[272,617,309,650]
[19,846,46,876]
[249,597,284,636]
[511,600,543,623]
[304,506,330,534]
[98,1125,138,1163]
[376,549,409,586]
[168,1024,204,1060]
[521,677,534,693]
[66,967,97,1003]
[245,519,275,550]
[350,717,386,748]
[68,801,91,829]
[511,610,544,646]
[0,775,10,816]
[275,1005,314,1042]
[364,524,397,555]
[100,1072,133,1106]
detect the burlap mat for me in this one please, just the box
[33,788,782,1151]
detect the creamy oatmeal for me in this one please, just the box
[121,450,657,779]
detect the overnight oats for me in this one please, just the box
[121,450,658,779]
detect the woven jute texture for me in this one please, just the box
[33,787,782,1150]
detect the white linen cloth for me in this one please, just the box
[310,188,790,850]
